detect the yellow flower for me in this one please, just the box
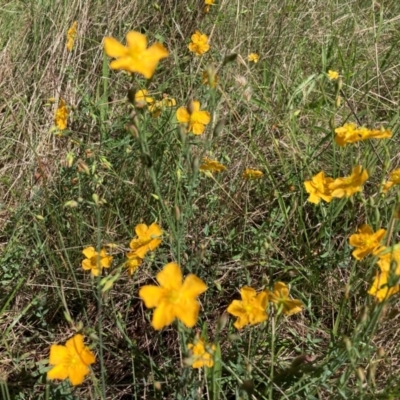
[327,70,339,80]
[104,31,169,79]
[368,271,399,302]
[82,247,113,276]
[134,89,155,108]
[242,168,263,180]
[348,224,386,260]
[66,21,77,51]
[202,70,218,88]
[199,158,226,174]
[176,101,211,135]
[248,53,259,63]
[188,30,210,56]
[227,287,268,329]
[55,99,68,130]
[376,246,400,274]
[328,166,368,198]
[139,262,207,330]
[334,122,392,146]
[382,168,400,194]
[204,0,215,13]
[266,282,303,316]
[187,337,216,368]
[125,254,142,276]
[129,222,162,258]
[47,334,95,386]
[148,96,176,118]
[304,171,334,204]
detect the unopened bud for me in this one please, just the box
[64,200,79,208]
[66,152,74,167]
[356,367,365,383]
[377,347,385,358]
[217,313,229,331]
[367,363,376,386]
[92,193,100,205]
[335,95,342,108]
[174,205,181,221]
[187,100,195,114]
[126,124,139,138]
[343,336,352,352]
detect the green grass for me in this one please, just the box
[1,0,400,398]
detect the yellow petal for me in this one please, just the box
[176,107,190,123]
[82,247,96,259]
[226,300,246,317]
[139,285,167,308]
[69,364,90,386]
[104,37,129,58]
[191,101,201,113]
[110,56,135,71]
[152,301,176,329]
[147,222,162,238]
[47,364,69,381]
[181,274,208,299]
[191,122,205,135]
[66,334,84,353]
[135,223,149,238]
[49,345,69,365]
[148,239,162,252]
[156,262,182,290]
[126,31,148,52]
[82,259,93,271]
[273,282,289,298]
[174,301,200,328]
[240,287,257,303]
[195,110,211,125]
[146,42,169,62]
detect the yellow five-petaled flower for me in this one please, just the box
[248,53,259,63]
[348,224,386,260]
[199,158,226,174]
[47,334,95,386]
[266,282,303,316]
[82,247,113,276]
[188,30,210,56]
[227,286,268,329]
[176,100,211,135]
[104,31,169,79]
[128,222,162,259]
[139,262,207,330]
[187,337,216,368]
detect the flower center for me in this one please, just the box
[168,290,181,304]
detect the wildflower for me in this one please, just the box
[82,247,113,276]
[204,0,215,13]
[202,69,218,88]
[242,168,263,180]
[348,224,386,260]
[376,245,400,274]
[368,271,399,302]
[304,171,334,204]
[187,337,216,368]
[134,89,155,108]
[328,165,368,198]
[55,99,68,130]
[139,262,207,330]
[66,21,77,51]
[382,168,400,194]
[148,96,176,118]
[266,282,303,316]
[199,158,226,174]
[327,70,339,80]
[334,122,392,147]
[248,53,259,63]
[188,30,210,56]
[104,31,169,79]
[47,334,95,386]
[125,254,142,276]
[227,286,268,329]
[176,101,210,135]
[129,222,162,258]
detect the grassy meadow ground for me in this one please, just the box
[1,0,400,398]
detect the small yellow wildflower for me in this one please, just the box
[129,222,162,259]
[187,337,216,368]
[176,101,211,135]
[125,254,142,276]
[368,271,400,302]
[47,334,95,386]
[327,70,339,80]
[82,247,113,276]
[334,122,392,147]
[134,89,155,108]
[376,246,400,274]
[199,158,226,174]
[348,224,386,260]
[248,53,259,63]
[188,31,210,56]
[148,96,176,118]
[227,287,268,329]
[55,99,68,130]
[139,262,207,330]
[329,166,368,198]
[304,171,334,204]
[266,282,303,316]
[66,21,77,51]
[242,168,263,180]
[104,31,169,79]
[382,168,400,194]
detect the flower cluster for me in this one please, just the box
[227,283,303,329]
[334,122,392,147]
[304,166,368,204]
[134,89,176,118]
